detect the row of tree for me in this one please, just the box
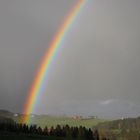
[0,119,109,140]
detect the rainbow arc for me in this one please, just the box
[22,0,87,124]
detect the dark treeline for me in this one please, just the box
[0,117,109,140]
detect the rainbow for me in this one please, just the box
[22,0,87,124]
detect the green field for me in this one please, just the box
[12,115,105,128]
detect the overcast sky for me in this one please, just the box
[0,0,140,119]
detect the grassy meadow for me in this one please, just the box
[12,115,105,128]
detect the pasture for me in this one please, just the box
[13,115,105,128]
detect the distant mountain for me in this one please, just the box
[0,110,15,124]
[0,110,13,117]
[0,109,23,118]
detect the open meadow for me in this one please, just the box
[12,115,105,128]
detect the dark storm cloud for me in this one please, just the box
[0,0,140,118]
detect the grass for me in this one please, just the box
[12,115,105,128]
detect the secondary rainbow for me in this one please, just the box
[22,0,87,124]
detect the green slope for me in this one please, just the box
[13,115,105,128]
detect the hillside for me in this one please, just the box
[0,110,105,128]
[0,110,13,117]
[94,117,140,140]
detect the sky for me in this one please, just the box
[0,0,140,119]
